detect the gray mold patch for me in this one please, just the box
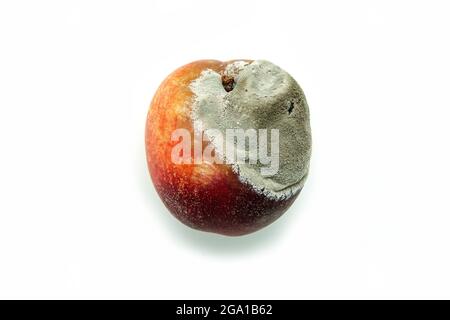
[190,60,311,200]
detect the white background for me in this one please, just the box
[0,0,449,299]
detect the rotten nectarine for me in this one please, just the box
[145,60,311,236]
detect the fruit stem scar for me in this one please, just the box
[221,74,235,92]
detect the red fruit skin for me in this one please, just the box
[145,60,301,236]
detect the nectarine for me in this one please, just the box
[145,60,311,236]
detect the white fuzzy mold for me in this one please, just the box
[190,60,311,200]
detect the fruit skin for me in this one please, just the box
[145,60,302,236]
